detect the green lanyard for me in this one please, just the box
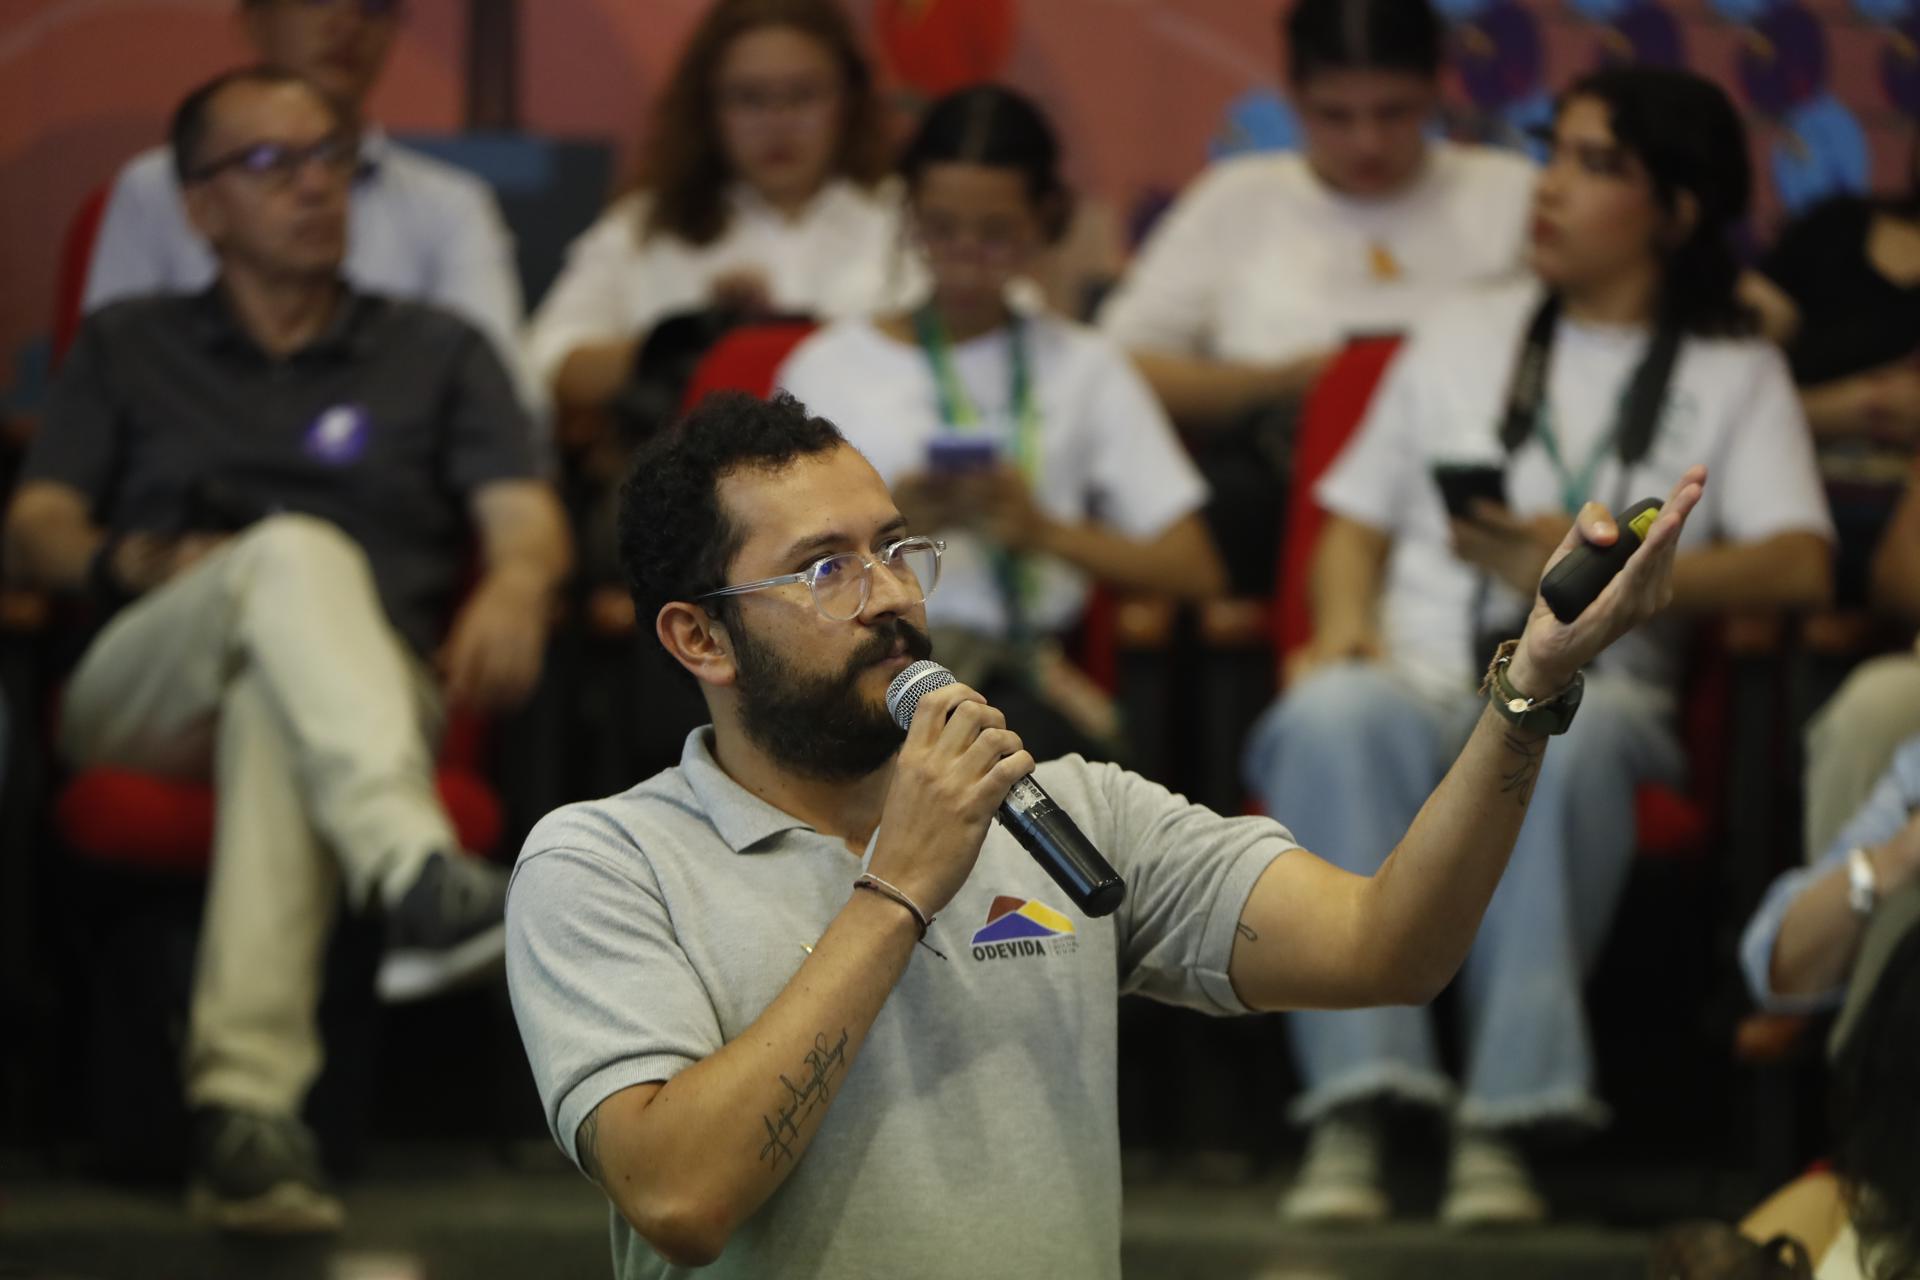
[912,304,1041,644]
[1533,399,1624,515]
[913,305,1041,480]
[1502,293,1680,514]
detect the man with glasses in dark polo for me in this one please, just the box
[504,389,1705,1279]
[82,0,537,414]
[4,68,570,1233]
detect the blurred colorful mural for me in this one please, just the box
[4,0,1917,411]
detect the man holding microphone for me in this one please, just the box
[505,389,1703,1278]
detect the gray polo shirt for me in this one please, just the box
[24,286,538,655]
[505,728,1293,1280]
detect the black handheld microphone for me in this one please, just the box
[1539,498,1664,623]
[885,660,1127,919]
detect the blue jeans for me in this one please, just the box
[1242,662,1683,1129]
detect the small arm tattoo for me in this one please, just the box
[1236,922,1260,943]
[1499,728,1546,807]
[758,1029,850,1169]
[577,1106,606,1185]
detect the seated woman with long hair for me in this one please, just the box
[527,0,905,423]
[1245,66,1833,1227]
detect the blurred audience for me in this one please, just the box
[526,0,907,424]
[1799,467,1920,865]
[1744,152,1920,604]
[1098,0,1535,427]
[81,0,534,411]
[2,70,569,1233]
[1744,733,1920,1015]
[776,86,1227,761]
[1243,68,1832,1227]
[1735,881,1920,1280]
[1744,149,1920,865]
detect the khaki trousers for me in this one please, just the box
[1804,650,1920,863]
[61,514,454,1113]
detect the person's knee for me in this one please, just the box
[1280,665,1413,737]
[1811,655,1920,752]
[236,513,369,580]
[1248,665,1420,786]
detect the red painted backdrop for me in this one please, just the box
[4,0,1915,408]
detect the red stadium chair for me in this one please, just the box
[1272,337,1404,659]
[55,709,504,874]
[52,183,111,368]
[679,320,819,411]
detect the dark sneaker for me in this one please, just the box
[376,851,509,1003]
[187,1106,344,1234]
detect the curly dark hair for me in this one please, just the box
[634,0,891,247]
[617,390,846,636]
[1831,922,1920,1280]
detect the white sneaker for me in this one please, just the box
[1279,1112,1390,1226]
[1439,1129,1547,1228]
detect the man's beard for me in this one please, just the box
[731,617,935,781]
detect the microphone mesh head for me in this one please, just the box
[886,660,954,730]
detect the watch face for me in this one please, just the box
[1849,850,1877,914]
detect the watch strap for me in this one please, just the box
[1481,638,1584,736]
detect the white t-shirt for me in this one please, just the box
[776,312,1209,638]
[525,178,918,387]
[1318,281,1835,704]
[1098,142,1536,364]
[1818,1223,1868,1280]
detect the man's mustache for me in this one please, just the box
[848,620,933,673]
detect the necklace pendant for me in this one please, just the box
[1368,241,1402,281]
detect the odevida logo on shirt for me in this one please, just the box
[968,895,1077,962]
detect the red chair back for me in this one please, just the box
[680,321,819,409]
[53,183,111,368]
[58,763,503,875]
[1272,337,1404,659]
[1635,627,1729,860]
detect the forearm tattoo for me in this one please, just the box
[1499,729,1546,808]
[757,1029,850,1169]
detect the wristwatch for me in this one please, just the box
[1847,847,1878,917]
[1480,639,1584,736]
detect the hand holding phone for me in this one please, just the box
[927,435,1000,475]
[1432,462,1507,521]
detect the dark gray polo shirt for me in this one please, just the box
[505,728,1294,1280]
[24,285,537,655]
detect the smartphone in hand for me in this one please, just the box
[1432,462,1507,521]
[927,436,999,475]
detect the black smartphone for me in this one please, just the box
[1432,462,1507,521]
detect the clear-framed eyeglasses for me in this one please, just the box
[698,536,944,622]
